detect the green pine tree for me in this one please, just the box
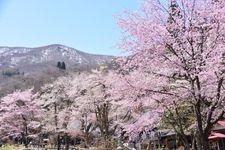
[57,61,62,69]
[61,62,66,70]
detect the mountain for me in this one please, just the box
[0,44,114,97]
[0,44,113,71]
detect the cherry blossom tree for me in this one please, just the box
[34,76,77,150]
[109,72,163,139]
[116,0,225,149]
[0,89,42,148]
[67,70,119,146]
[35,70,120,148]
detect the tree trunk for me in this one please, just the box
[84,132,91,147]
[57,134,61,150]
[176,133,190,150]
[195,132,210,150]
[23,136,28,148]
[192,140,195,149]
[22,118,29,148]
[22,126,28,148]
[202,136,210,150]
[21,133,28,148]
[194,100,210,150]
[65,135,70,150]
[182,138,190,150]
[201,138,210,150]
[147,141,153,150]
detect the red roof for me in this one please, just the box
[208,132,225,140]
[217,121,225,127]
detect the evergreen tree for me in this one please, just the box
[57,61,62,69]
[61,62,66,70]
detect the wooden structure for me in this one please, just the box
[208,121,225,150]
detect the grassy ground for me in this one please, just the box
[0,145,116,150]
[0,145,22,150]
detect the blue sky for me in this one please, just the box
[0,0,139,55]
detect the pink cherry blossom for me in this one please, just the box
[115,0,225,149]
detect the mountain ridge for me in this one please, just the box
[0,44,114,56]
[0,44,114,97]
[0,44,113,71]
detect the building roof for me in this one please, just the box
[209,132,225,140]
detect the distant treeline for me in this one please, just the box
[2,69,23,77]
